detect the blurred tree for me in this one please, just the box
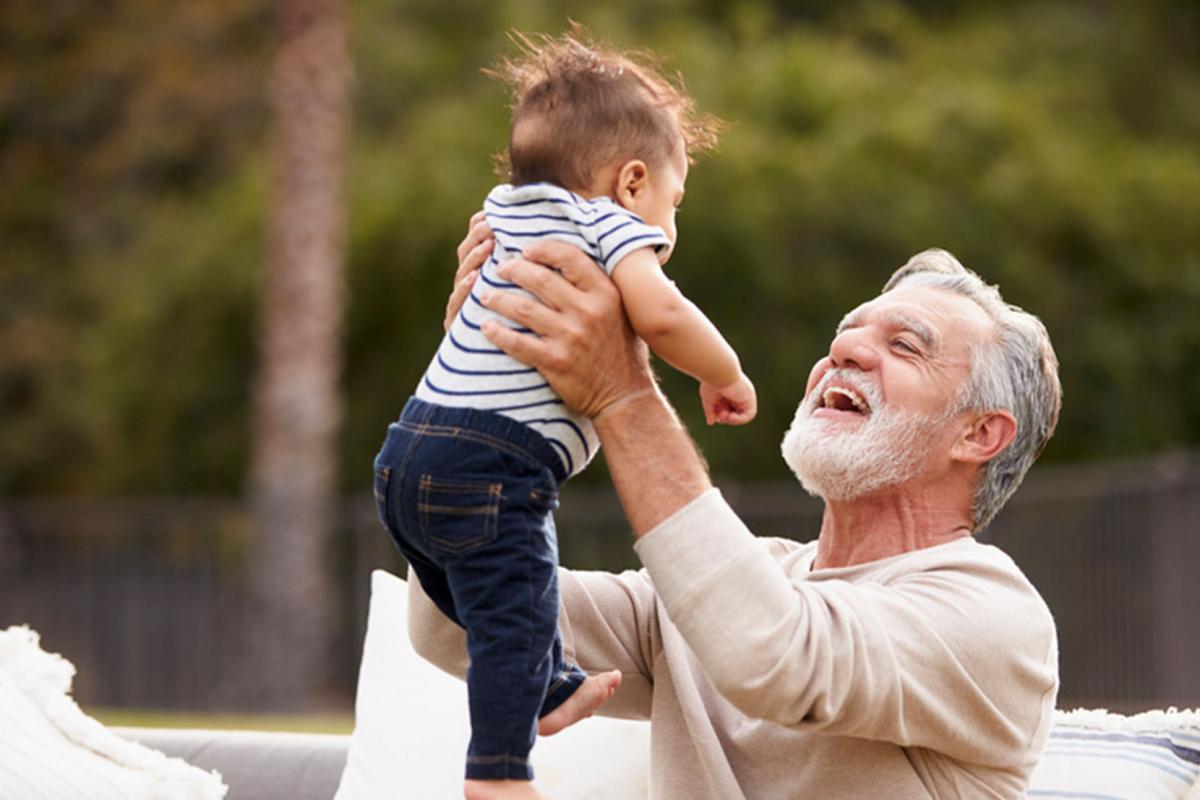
[240,0,349,710]
[0,0,270,493]
[1,0,1198,497]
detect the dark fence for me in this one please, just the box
[1,451,1197,713]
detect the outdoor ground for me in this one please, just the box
[91,708,354,735]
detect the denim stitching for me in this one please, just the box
[419,476,500,553]
[394,401,566,766]
[372,466,390,505]
[518,505,541,754]
[418,504,497,514]
[417,479,499,494]
[394,410,434,493]
[397,419,545,473]
[388,403,439,539]
[372,466,391,531]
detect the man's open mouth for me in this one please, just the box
[821,385,870,415]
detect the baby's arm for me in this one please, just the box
[611,248,756,425]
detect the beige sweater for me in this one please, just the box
[409,488,1059,799]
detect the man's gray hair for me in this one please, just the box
[883,249,1062,531]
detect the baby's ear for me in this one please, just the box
[615,159,649,206]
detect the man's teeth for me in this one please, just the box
[822,386,869,413]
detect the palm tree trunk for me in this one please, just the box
[243,0,349,710]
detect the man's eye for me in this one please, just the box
[893,339,917,353]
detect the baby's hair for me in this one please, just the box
[485,27,722,190]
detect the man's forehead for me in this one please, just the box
[838,285,993,343]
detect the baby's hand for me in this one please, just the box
[699,374,757,426]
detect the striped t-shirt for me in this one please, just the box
[414,182,672,478]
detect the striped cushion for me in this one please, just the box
[1028,708,1200,800]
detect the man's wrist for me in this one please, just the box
[593,387,660,423]
[593,387,712,536]
[592,384,673,440]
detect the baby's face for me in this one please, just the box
[631,141,688,265]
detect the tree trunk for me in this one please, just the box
[242,0,349,710]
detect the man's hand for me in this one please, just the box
[446,211,493,331]
[478,239,657,419]
[699,373,758,426]
[449,215,710,534]
[448,214,655,418]
[484,243,712,534]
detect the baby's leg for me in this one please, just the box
[537,669,622,736]
[532,597,621,736]
[437,484,567,788]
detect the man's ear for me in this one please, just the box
[952,410,1018,465]
[614,159,649,208]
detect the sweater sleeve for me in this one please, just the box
[634,488,1059,769]
[556,568,659,720]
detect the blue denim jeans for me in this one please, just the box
[373,397,587,781]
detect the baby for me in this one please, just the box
[373,31,755,800]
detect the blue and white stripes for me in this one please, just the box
[414,183,671,477]
[1027,710,1200,799]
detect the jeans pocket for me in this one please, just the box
[373,466,393,533]
[418,475,502,554]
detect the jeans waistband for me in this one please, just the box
[398,397,568,485]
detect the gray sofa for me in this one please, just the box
[115,728,349,800]
[114,714,1200,799]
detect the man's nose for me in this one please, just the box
[828,328,878,371]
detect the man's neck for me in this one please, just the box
[813,483,974,570]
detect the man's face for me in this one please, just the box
[781,285,991,501]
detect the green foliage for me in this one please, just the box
[0,0,269,491]
[2,0,1198,492]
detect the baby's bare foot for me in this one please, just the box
[537,670,622,737]
[463,778,545,800]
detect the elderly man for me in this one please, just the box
[410,232,1062,799]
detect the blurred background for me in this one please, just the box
[1,0,1198,724]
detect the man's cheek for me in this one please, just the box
[805,357,832,395]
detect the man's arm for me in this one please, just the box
[477,240,1055,767]
[480,241,712,534]
[633,492,1058,765]
[593,390,713,535]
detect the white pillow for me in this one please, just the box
[0,625,227,800]
[334,570,650,799]
[1029,707,1200,799]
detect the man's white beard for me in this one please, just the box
[781,370,945,501]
